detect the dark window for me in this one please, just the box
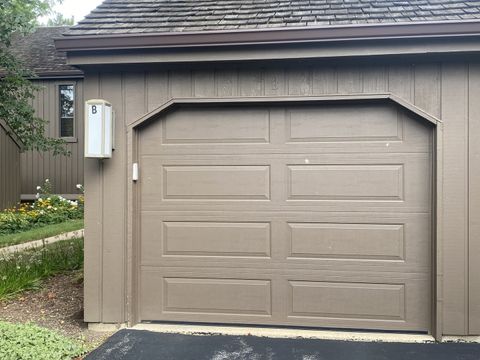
[59,85,75,138]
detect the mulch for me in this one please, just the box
[0,272,112,351]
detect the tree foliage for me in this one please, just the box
[0,0,67,155]
[45,12,74,26]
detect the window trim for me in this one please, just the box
[58,82,77,142]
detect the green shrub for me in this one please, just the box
[0,321,86,360]
[0,238,84,299]
[0,212,31,233]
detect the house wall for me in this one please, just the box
[82,59,480,337]
[21,78,84,197]
[0,120,22,211]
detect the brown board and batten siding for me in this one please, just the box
[21,78,84,197]
[82,60,480,336]
[0,119,23,211]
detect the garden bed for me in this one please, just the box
[0,238,84,299]
[0,272,111,358]
[0,180,84,238]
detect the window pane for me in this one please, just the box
[59,85,75,137]
[61,117,74,138]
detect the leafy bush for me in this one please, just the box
[0,238,84,299]
[0,180,84,235]
[0,321,85,360]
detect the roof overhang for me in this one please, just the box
[31,70,84,79]
[56,20,480,52]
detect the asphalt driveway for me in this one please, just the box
[86,329,480,360]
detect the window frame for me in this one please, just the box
[58,82,77,142]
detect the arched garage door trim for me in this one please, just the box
[128,93,442,130]
[125,93,443,340]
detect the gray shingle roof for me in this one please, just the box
[66,0,480,36]
[10,27,82,76]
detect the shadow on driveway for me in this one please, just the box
[86,329,480,360]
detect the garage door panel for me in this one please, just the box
[141,154,430,211]
[163,278,272,316]
[287,164,404,201]
[286,103,403,142]
[162,221,271,257]
[162,165,271,200]
[162,108,271,144]
[288,281,405,321]
[140,212,430,272]
[139,270,430,331]
[288,223,404,261]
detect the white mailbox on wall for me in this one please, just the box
[85,99,114,158]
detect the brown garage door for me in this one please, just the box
[137,101,433,332]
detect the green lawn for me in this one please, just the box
[0,219,84,248]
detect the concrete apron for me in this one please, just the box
[89,323,478,344]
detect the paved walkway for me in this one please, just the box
[0,229,84,254]
[86,330,480,360]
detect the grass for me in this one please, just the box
[0,219,84,248]
[0,321,86,360]
[0,238,84,300]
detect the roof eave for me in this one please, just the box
[32,70,84,79]
[55,20,480,52]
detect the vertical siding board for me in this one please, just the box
[193,70,215,97]
[388,64,414,101]
[33,83,42,192]
[2,130,5,208]
[1,131,4,208]
[123,73,147,127]
[146,71,169,112]
[1,129,4,209]
[124,72,149,323]
[100,73,127,323]
[264,68,286,96]
[83,72,102,323]
[71,81,79,192]
[287,67,313,95]
[468,63,480,335]
[169,70,193,98]
[441,63,469,335]
[414,64,441,117]
[312,67,337,94]
[238,68,264,96]
[362,66,387,93]
[337,66,363,93]
[3,130,7,208]
[215,69,238,97]
[49,81,56,188]
[48,82,56,192]
[20,147,28,196]
[77,80,85,188]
